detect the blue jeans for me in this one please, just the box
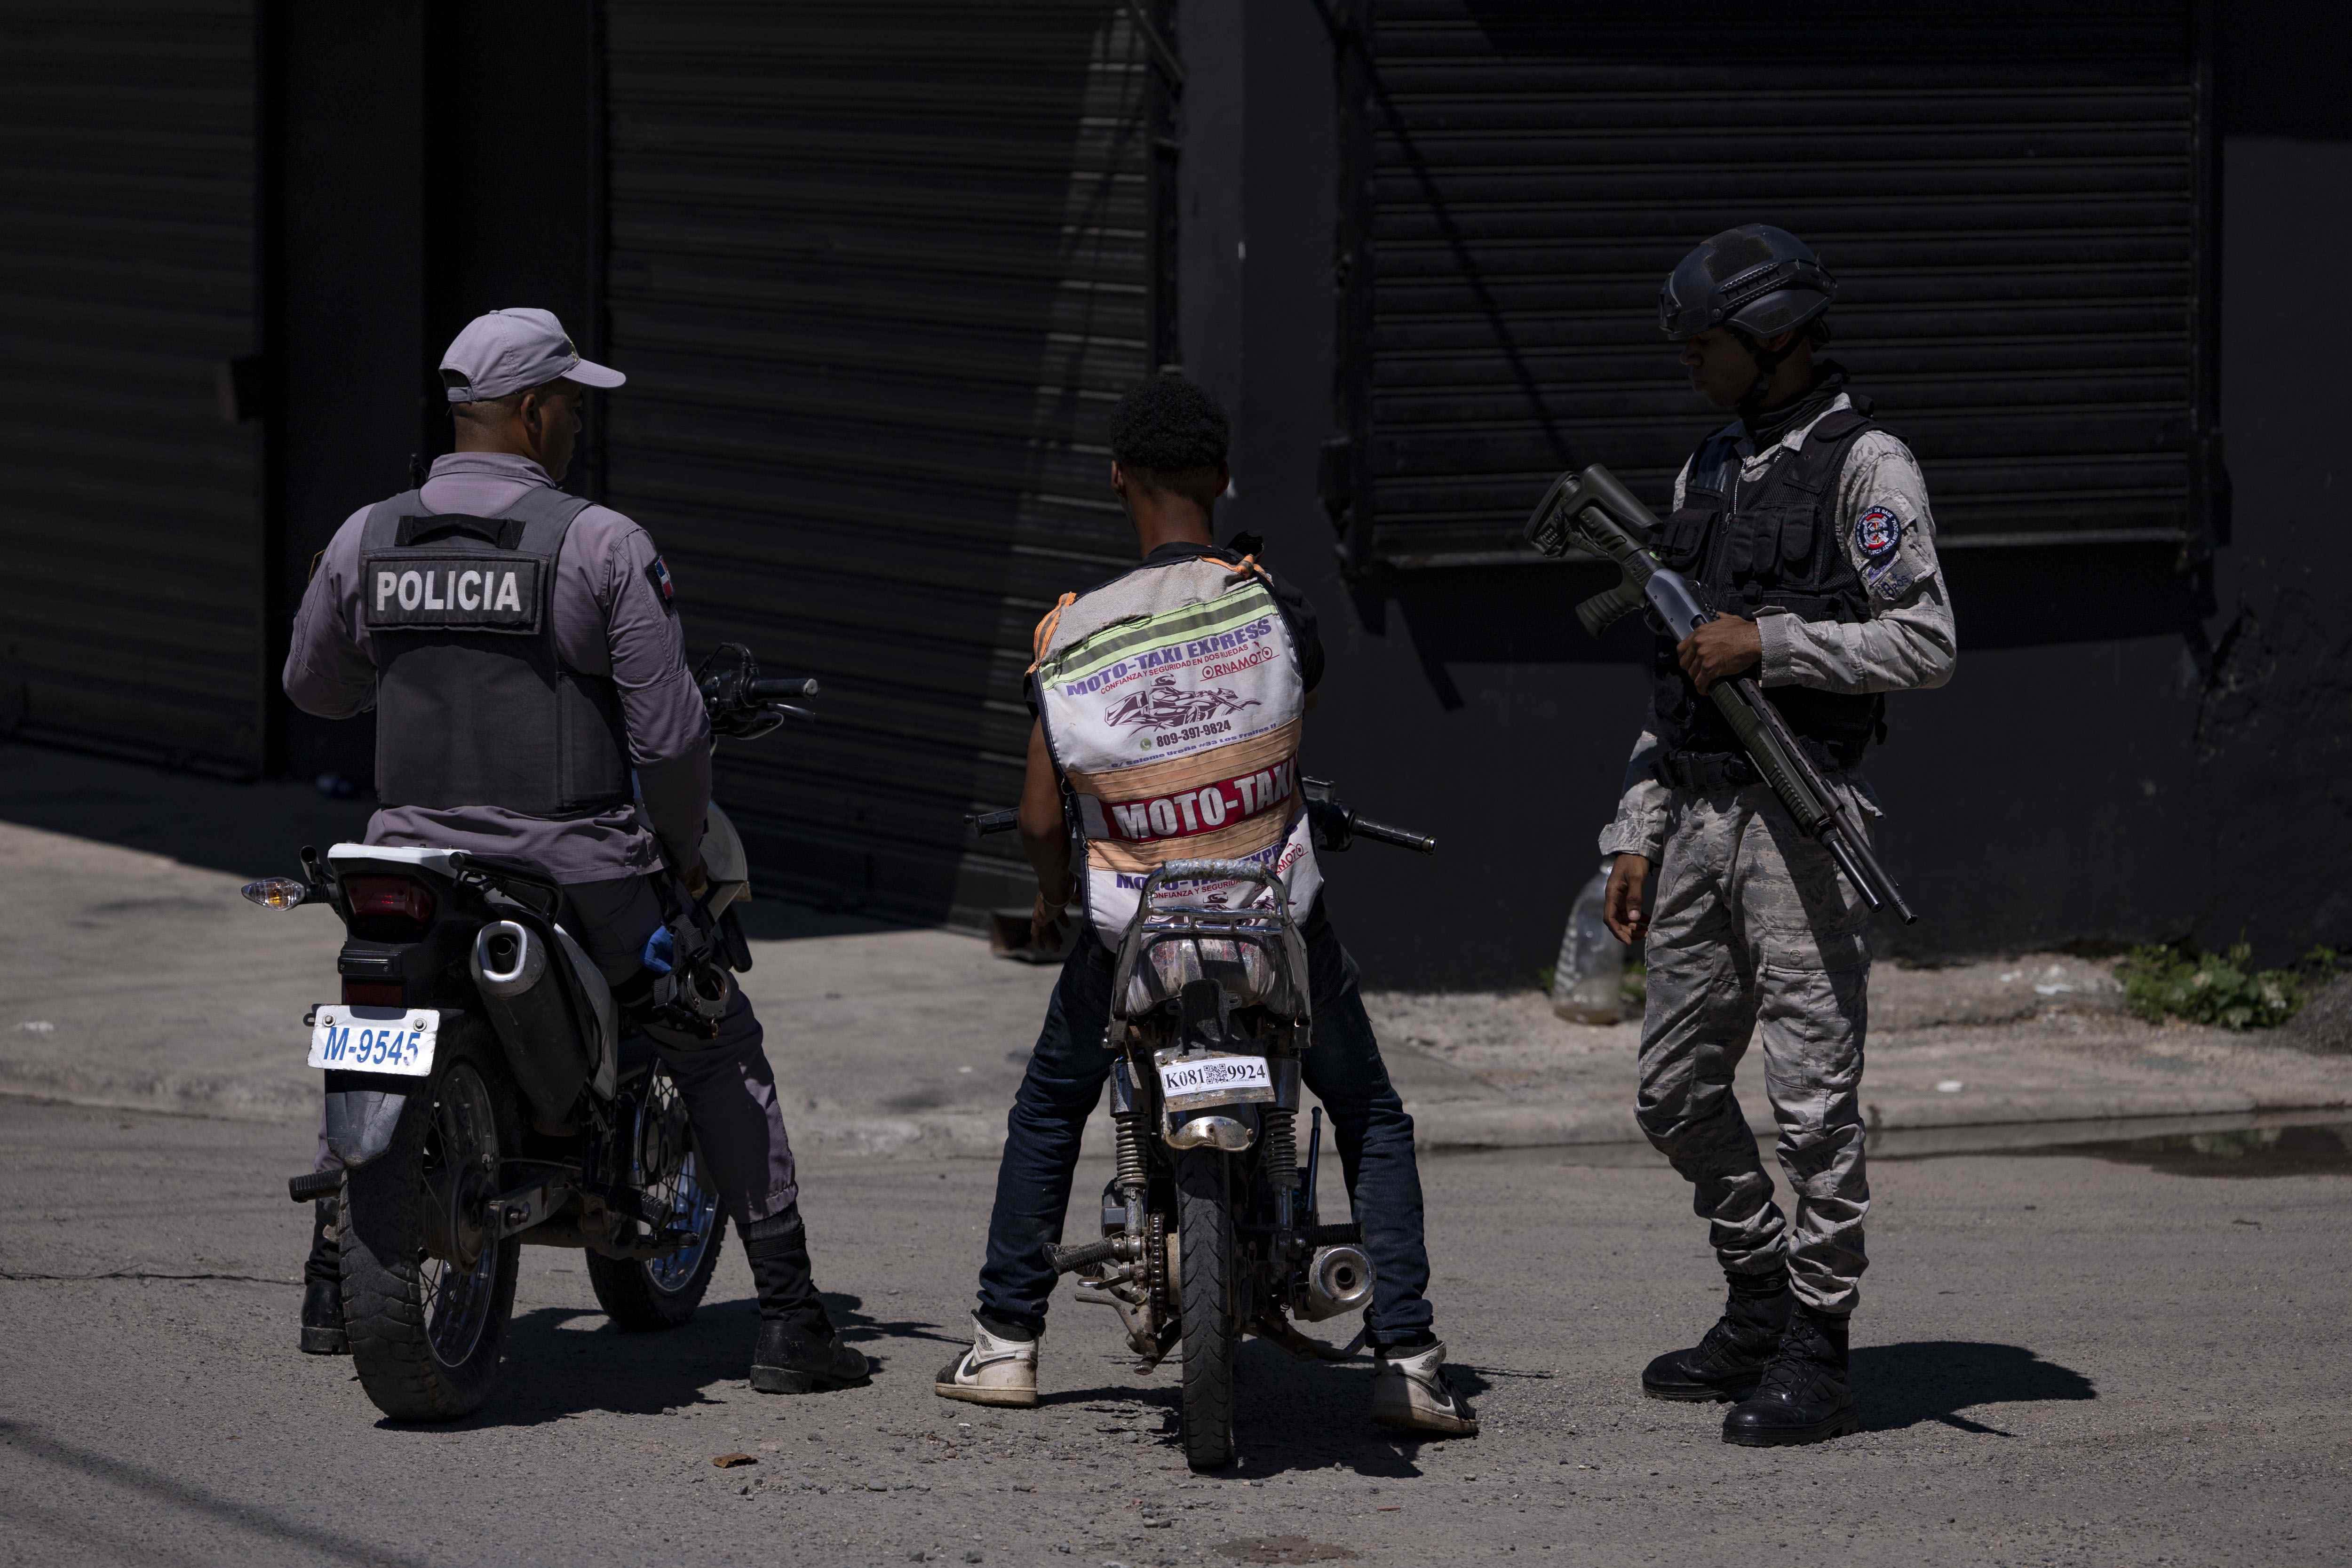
[975,900,1436,1348]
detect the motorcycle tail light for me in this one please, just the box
[342,979,405,1007]
[342,875,437,941]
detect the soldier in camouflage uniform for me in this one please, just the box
[1600,226,1957,1446]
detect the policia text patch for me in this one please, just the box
[361,554,543,631]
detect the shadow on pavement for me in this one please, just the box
[427,1290,956,1428]
[0,740,909,939]
[1854,1340,2095,1436]
[1044,1338,1488,1480]
[0,741,371,880]
[0,1418,428,1567]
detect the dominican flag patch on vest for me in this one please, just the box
[1854,505,1903,560]
[645,555,676,611]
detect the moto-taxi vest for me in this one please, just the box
[357,486,632,816]
[1652,406,1886,770]
[1030,553,1321,945]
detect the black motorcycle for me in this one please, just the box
[244,645,811,1420]
[973,781,1433,1469]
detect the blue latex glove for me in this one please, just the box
[640,923,676,977]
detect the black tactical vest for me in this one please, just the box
[1652,406,1886,769]
[358,486,631,816]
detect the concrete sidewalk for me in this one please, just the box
[2,741,2344,1157]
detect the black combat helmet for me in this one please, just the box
[1658,224,1837,342]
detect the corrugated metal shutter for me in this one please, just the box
[604,1,1159,923]
[1336,1,2216,567]
[0,3,263,772]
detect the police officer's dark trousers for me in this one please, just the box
[311,874,801,1227]
[975,899,1436,1348]
[561,875,802,1225]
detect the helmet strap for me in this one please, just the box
[1732,327,1797,419]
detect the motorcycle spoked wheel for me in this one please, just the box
[1175,1147,1239,1471]
[340,1035,522,1421]
[587,1065,728,1329]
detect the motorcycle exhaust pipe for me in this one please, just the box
[1299,1244,1375,1321]
[470,921,592,1124]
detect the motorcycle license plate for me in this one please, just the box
[1158,1053,1275,1112]
[307,1006,439,1076]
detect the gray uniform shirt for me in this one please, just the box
[1599,393,1959,860]
[283,452,711,883]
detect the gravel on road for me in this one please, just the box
[3,1098,2347,1567]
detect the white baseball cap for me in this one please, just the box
[438,308,624,403]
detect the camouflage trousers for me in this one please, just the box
[1636,778,1873,1315]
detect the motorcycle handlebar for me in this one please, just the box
[744,676,819,702]
[1348,817,1437,855]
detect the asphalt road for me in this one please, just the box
[3,1098,2348,1568]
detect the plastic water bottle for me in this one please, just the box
[1551,861,1624,1024]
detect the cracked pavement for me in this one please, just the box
[4,1097,2349,1566]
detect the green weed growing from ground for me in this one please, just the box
[2115,944,2341,1031]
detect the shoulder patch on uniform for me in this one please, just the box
[1864,555,1919,604]
[1853,505,1903,561]
[644,555,676,612]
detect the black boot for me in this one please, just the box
[743,1209,870,1394]
[1722,1304,1858,1446]
[300,1195,347,1355]
[1642,1267,1791,1401]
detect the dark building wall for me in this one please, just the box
[0,2,266,776]
[60,1,2330,982]
[269,0,426,785]
[2197,8,2352,955]
[1203,1,2349,986]
[270,0,601,787]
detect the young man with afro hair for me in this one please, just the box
[934,373,1475,1440]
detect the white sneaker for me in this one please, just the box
[1371,1340,1478,1436]
[933,1316,1040,1408]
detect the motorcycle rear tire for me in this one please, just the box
[1175,1147,1238,1471]
[341,1035,522,1422]
[586,1215,727,1331]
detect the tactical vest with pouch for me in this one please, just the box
[1652,405,1886,771]
[358,486,631,816]
[1031,552,1322,981]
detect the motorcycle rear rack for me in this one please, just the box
[1111,859,1309,1024]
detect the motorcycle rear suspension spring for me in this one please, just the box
[1262,1106,1296,1190]
[1113,1109,1148,1193]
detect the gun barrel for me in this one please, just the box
[1540,463,1923,927]
[1826,823,1917,925]
[1720,677,1920,925]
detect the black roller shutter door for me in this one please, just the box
[0,4,263,773]
[605,1,1160,923]
[1337,0,2217,567]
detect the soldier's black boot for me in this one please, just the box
[1722,1304,1858,1446]
[299,1196,348,1355]
[743,1209,871,1394]
[1641,1266,1791,1401]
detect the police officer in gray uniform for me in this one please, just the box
[1599,228,1956,1445]
[283,308,866,1395]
